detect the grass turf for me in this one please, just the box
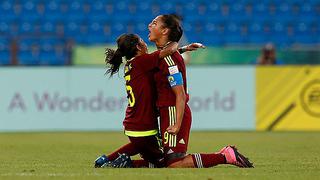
[0,131,319,179]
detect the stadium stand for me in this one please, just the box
[0,0,319,65]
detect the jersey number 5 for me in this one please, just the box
[125,74,135,107]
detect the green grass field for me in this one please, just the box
[0,131,320,179]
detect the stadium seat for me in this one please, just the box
[65,0,86,21]
[39,50,66,65]
[88,0,115,21]
[224,22,248,45]
[0,0,319,65]
[18,20,41,34]
[86,20,113,44]
[0,0,16,21]
[0,51,10,65]
[44,0,64,22]
[64,20,86,42]
[18,50,40,65]
[0,21,10,35]
[0,37,11,65]
[20,0,40,21]
[39,20,58,35]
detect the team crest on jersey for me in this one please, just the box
[168,65,179,75]
[168,75,175,83]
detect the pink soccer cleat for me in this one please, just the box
[219,145,254,168]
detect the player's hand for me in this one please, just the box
[166,125,180,135]
[185,43,206,51]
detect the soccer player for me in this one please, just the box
[94,34,203,168]
[148,14,253,168]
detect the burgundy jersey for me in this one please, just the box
[123,51,160,131]
[154,51,189,107]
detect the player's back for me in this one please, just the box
[123,53,159,132]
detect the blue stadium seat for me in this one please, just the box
[135,1,153,20]
[20,0,40,21]
[0,21,10,35]
[197,20,224,46]
[65,0,85,21]
[0,0,318,60]
[0,51,10,65]
[18,39,40,65]
[39,20,60,35]
[224,22,248,45]
[276,2,292,21]
[18,20,41,34]
[248,21,267,44]
[0,0,16,21]
[111,21,126,38]
[0,37,10,65]
[19,38,39,50]
[293,21,317,44]
[44,0,64,22]
[88,0,114,21]
[229,2,247,21]
[86,20,113,44]
[18,51,40,65]
[39,50,66,65]
[135,21,149,41]
[113,0,133,20]
[8,22,20,36]
[64,20,85,42]
[251,2,269,21]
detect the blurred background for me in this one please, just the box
[0,0,319,66]
[1,0,320,132]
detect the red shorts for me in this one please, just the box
[128,135,165,167]
[159,104,192,165]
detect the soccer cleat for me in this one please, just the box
[94,154,109,168]
[111,153,133,168]
[219,146,254,168]
[101,161,113,168]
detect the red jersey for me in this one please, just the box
[154,51,189,107]
[123,51,160,132]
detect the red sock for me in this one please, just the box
[192,153,226,168]
[132,160,154,168]
[107,143,139,161]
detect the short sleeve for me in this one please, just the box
[158,54,178,76]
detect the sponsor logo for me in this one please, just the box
[300,80,320,117]
[168,65,179,75]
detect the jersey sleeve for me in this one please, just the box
[137,51,161,72]
[159,53,184,87]
[158,54,178,75]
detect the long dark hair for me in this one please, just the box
[105,34,140,77]
[160,14,183,42]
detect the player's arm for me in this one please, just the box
[165,66,185,135]
[159,42,179,58]
[139,42,178,72]
[167,85,186,135]
[178,43,205,54]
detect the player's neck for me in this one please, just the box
[155,38,170,50]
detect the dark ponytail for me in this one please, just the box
[105,48,123,77]
[105,33,140,77]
